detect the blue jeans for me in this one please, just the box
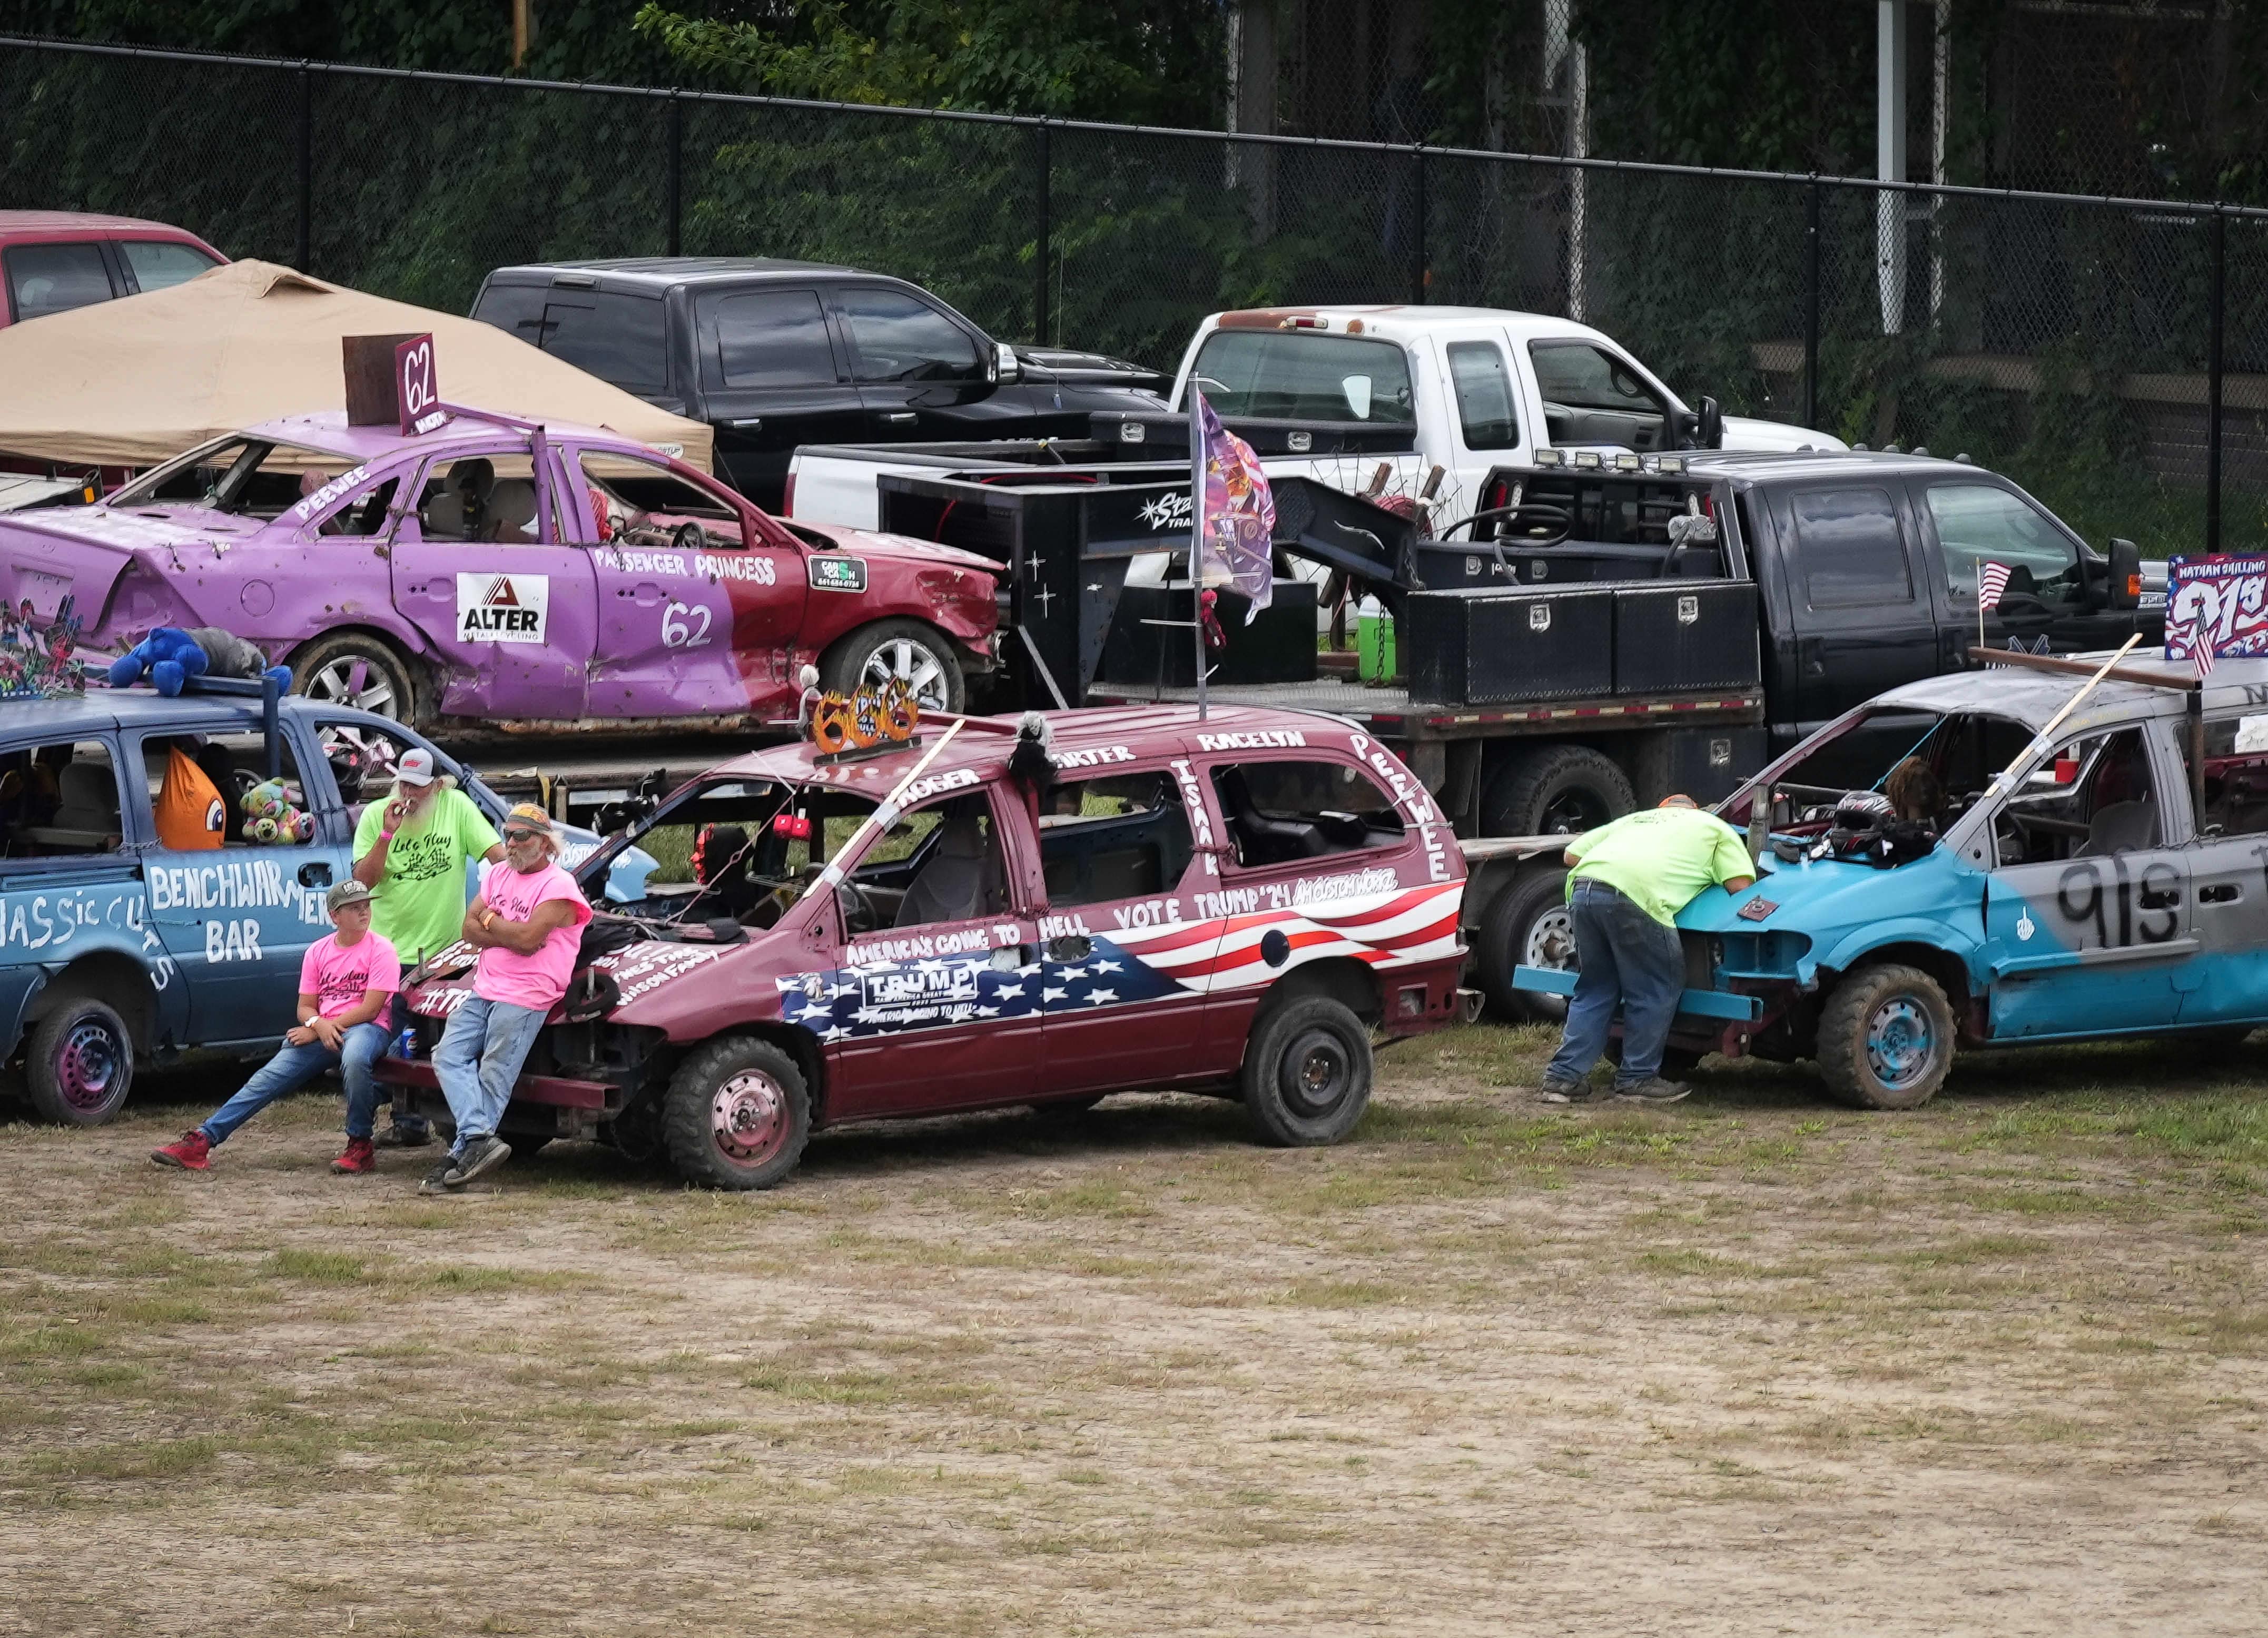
[199,1022,393,1146]
[432,995,545,1153]
[1546,878,1687,1086]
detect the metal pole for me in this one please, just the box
[295,62,312,273]
[1034,121,1052,346]
[2208,203,2226,555]
[1411,145,1427,304]
[666,91,683,256]
[1804,175,1821,430]
[1190,387,1207,721]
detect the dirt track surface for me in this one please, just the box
[5,1027,2268,1635]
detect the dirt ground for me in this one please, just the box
[5,1024,2268,1636]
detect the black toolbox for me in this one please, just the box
[1100,579,1318,688]
[1611,581,1759,694]
[1404,586,1615,705]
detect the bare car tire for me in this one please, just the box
[26,996,135,1126]
[823,619,965,716]
[1483,745,1634,839]
[1815,963,1956,1110]
[663,1036,811,1190]
[1475,867,1575,1023]
[291,631,420,725]
[1241,995,1373,1147]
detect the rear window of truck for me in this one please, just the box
[1188,331,1415,425]
[476,283,668,395]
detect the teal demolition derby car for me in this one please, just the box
[1516,651,2268,1107]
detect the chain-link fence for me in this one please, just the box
[3,33,2264,559]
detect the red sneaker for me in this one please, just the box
[329,1136,376,1175]
[151,1130,211,1171]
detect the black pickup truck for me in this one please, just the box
[469,257,1166,512]
[850,436,2168,1014]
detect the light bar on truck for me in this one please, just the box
[1655,454,1687,474]
[1572,450,1603,470]
[1532,448,1564,467]
[1613,452,1642,471]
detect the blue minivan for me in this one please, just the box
[0,682,650,1124]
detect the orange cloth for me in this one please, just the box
[154,747,226,852]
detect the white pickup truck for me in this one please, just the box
[785,305,1843,532]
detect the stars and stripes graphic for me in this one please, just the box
[1975,560,2012,613]
[1109,881,1465,995]
[765,879,1465,1043]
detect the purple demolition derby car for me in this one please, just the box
[0,411,1001,730]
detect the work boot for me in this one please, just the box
[1613,1077,1692,1105]
[329,1137,376,1175]
[417,1158,459,1197]
[374,1121,432,1149]
[151,1130,212,1171]
[1536,1078,1600,1104]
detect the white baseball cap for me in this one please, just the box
[397,747,437,787]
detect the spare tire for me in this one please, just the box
[1483,745,1634,838]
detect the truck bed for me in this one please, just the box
[1081,675,1765,743]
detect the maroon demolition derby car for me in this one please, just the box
[379,705,1473,1187]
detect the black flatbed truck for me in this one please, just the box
[830,433,2166,1017]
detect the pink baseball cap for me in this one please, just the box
[396,747,437,787]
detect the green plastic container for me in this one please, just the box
[1356,597,1396,683]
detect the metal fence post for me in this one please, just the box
[666,90,683,257]
[295,61,312,273]
[2208,202,2226,555]
[1033,120,1052,347]
[1411,145,1428,305]
[1804,175,1821,431]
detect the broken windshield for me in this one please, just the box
[109,436,359,519]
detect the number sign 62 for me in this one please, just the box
[663,600,713,649]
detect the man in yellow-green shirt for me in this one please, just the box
[1541,795,1754,1106]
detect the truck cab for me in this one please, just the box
[471,259,1165,515]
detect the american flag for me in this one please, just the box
[1976,560,2013,612]
[2195,635,2216,682]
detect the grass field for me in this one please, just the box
[5,1025,2268,1635]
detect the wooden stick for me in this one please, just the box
[1986,634,2143,798]
[811,719,965,891]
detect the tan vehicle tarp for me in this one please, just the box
[0,259,713,471]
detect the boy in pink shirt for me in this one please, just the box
[424,803,591,1195]
[151,880,401,1175]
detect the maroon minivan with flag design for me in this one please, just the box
[382,705,1472,1188]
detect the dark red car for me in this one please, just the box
[0,211,226,328]
[383,705,1472,1187]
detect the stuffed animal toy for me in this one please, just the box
[241,779,310,845]
[1008,711,1058,786]
[109,626,293,697]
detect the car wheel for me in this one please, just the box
[292,632,419,725]
[823,619,965,715]
[1815,963,1955,1110]
[1241,994,1373,1147]
[1483,745,1635,837]
[662,1036,811,1190]
[26,996,135,1126]
[1474,867,1575,1023]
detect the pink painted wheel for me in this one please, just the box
[26,996,136,1126]
[711,1070,788,1166]
[663,1037,811,1190]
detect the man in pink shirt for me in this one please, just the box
[151,880,401,1175]
[423,803,591,1195]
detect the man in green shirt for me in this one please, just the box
[1541,795,1754,1106]
[352,747,504,1146]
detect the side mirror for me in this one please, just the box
[995,341,1019,383]
[2107,537,2142,609]
[1698,394,1724,450]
